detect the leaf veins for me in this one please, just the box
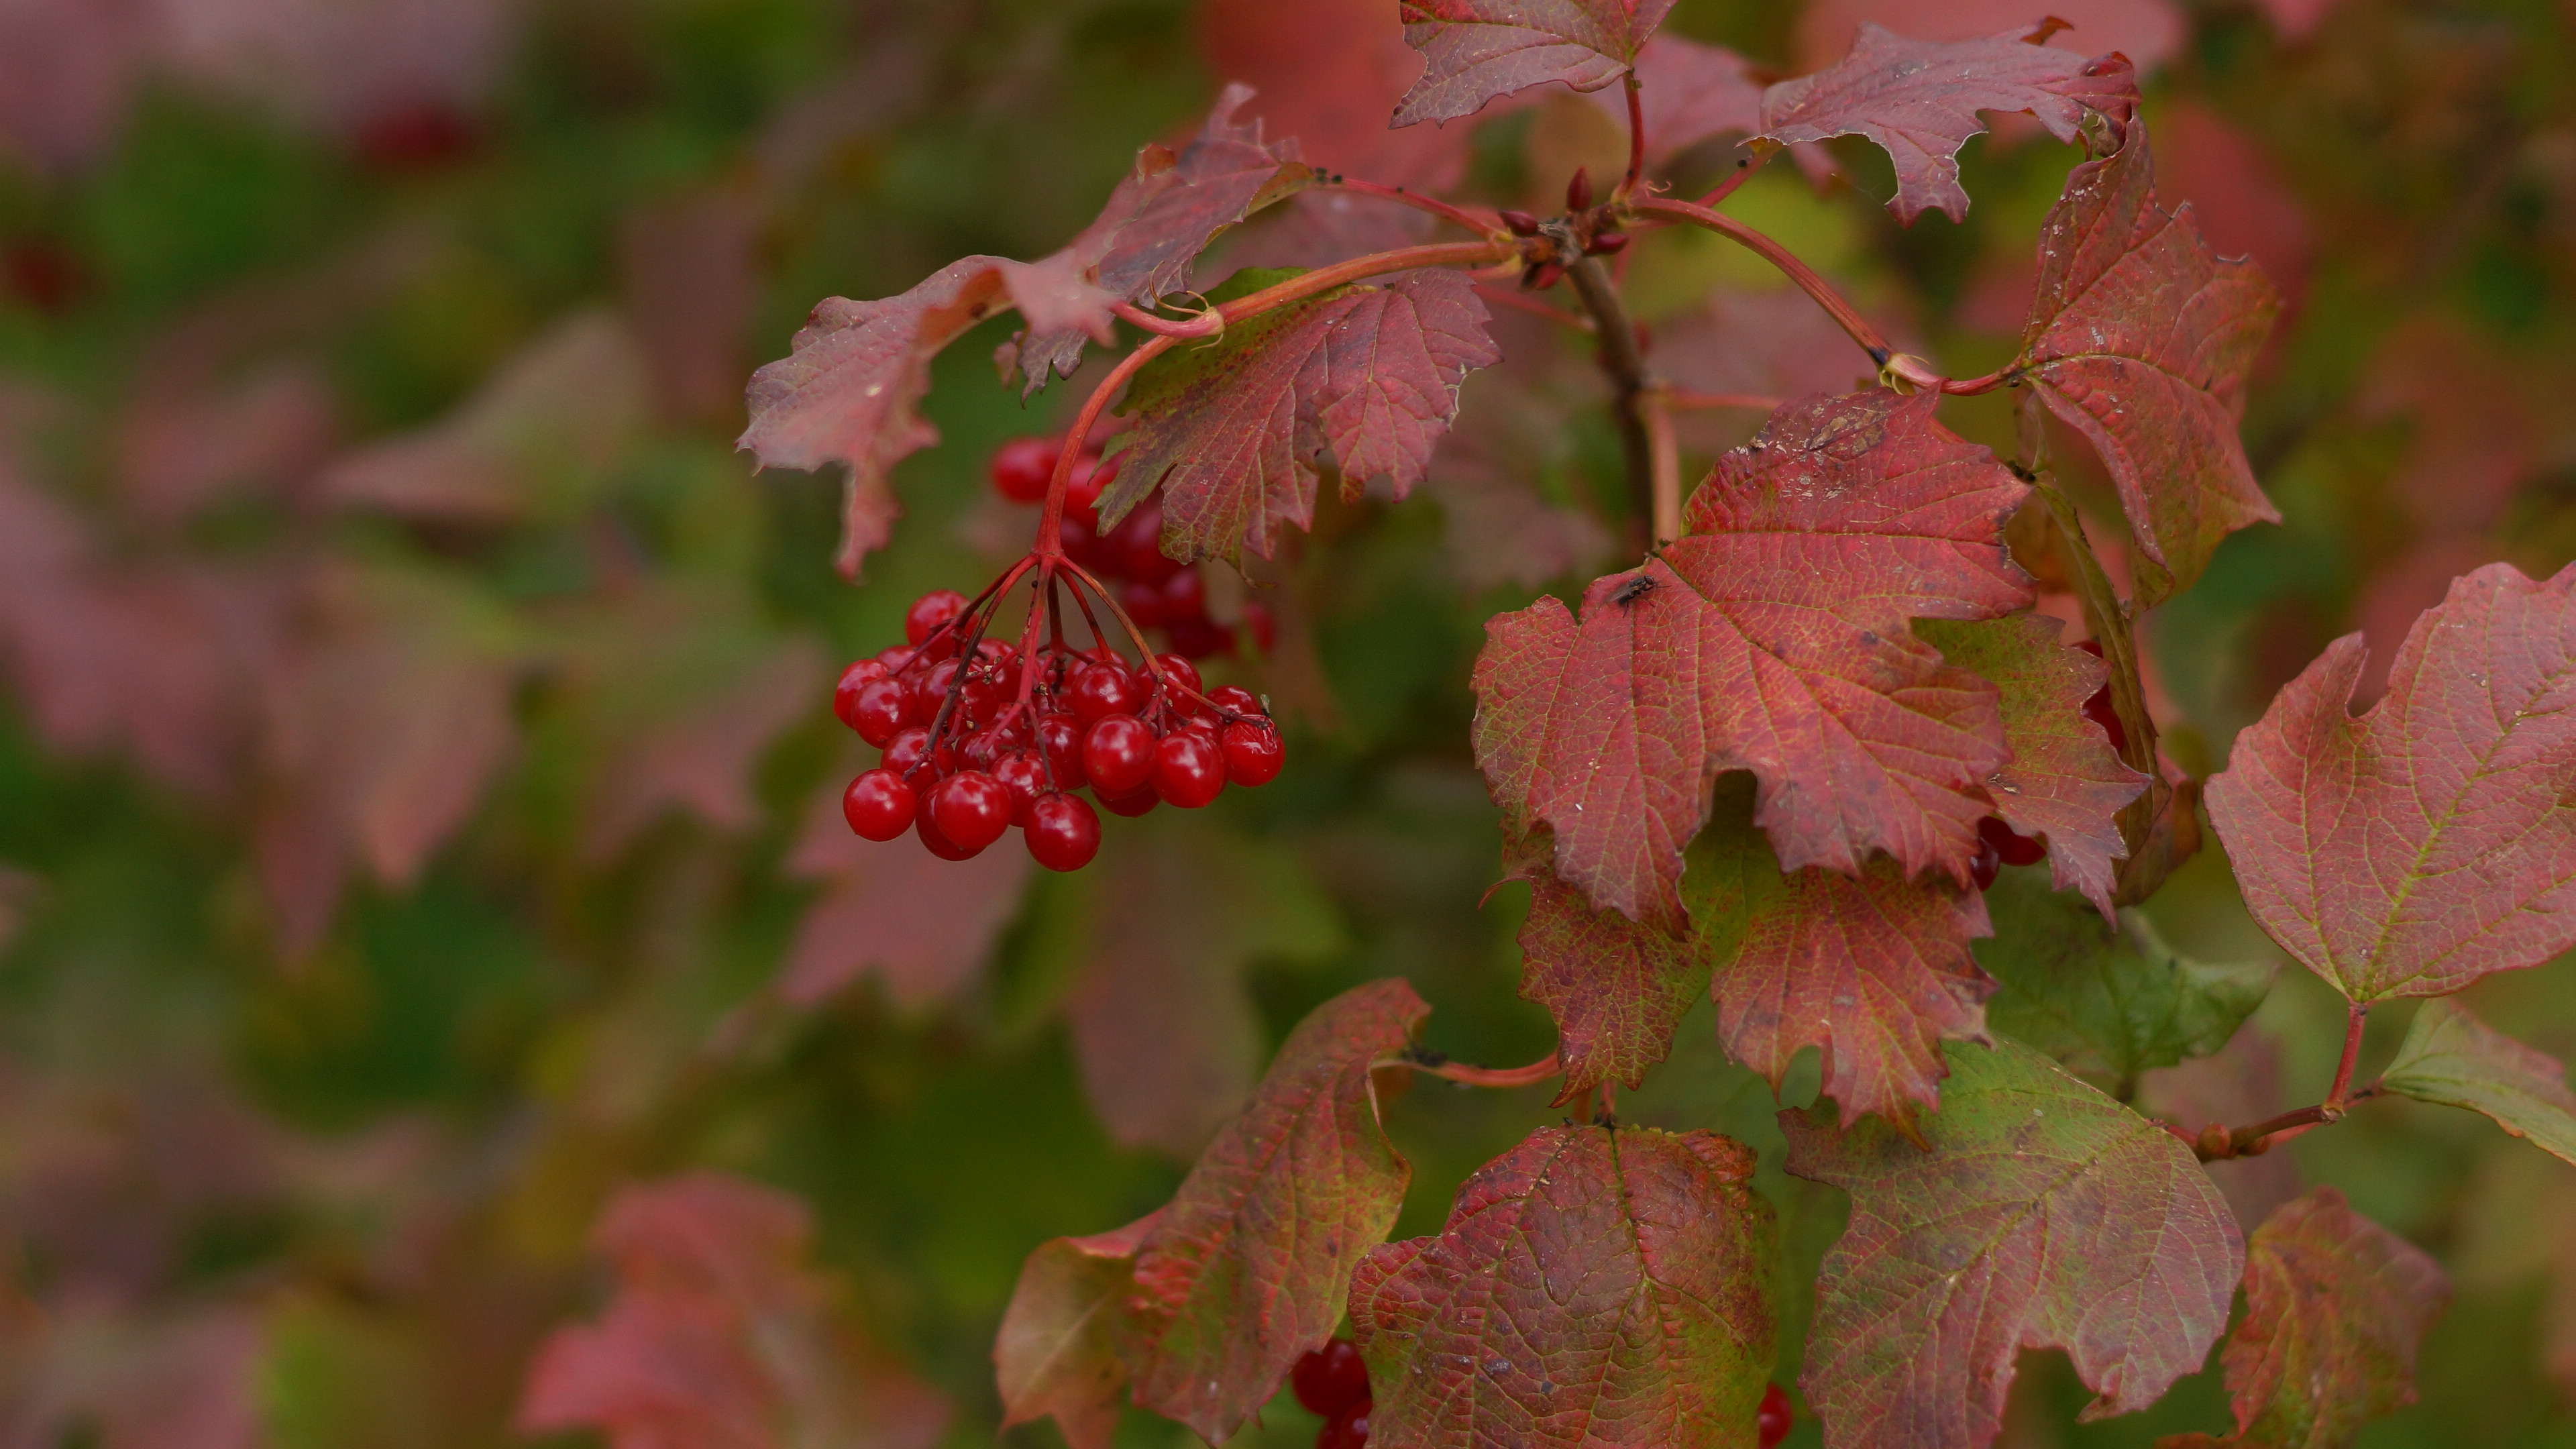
[1393,0,1678,128]
[2379,998,2576,1168]
[1350,1124,1776,1449]
[2204,561,2576,1002]
[1470,389,2031,932]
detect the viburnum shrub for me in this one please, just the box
[742,6,2576,1448]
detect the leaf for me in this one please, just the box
[1915,614,2149,916]
[519,1172,951,1449]
[1784,1038,2242,1449]
[1350,1124,1776,1449]
[1201,0,1478,191]
[1977,867,2273,1087]
[1061,812,1343,1156]
[777,773,1032,1010]
[1513,854,1709,1103]
[1586,34,1765,164]
[1755,24,2139,223]
[2015,113,2282,605]
[1006,85,1311,392]
[1470,389,2031,930]
[2379,998,2576,1168]
[2203,562,2576,1002]
[1126,979,1430,1442]
[1393,0,1678,127]
[996,1212,1165,1449]
[2158,1187,2449,1449]
[1105,266,1499,565]
[740,255,1098,579]
[1697,776,1996,1128]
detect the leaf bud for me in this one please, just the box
[1585,232,1630,258]
[1564,166,1593,212]
[1520,260,1564,292]
[1498,209,1540,237]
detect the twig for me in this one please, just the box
[1619,76,1646,200]
[1330,176,1499,236]
[1552,222,1657,537]
[1474,284,1595,331]
[1643,390,1680,545]
[1399,1048,1563,1089]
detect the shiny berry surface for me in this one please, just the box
[1097,784,1160,817]
[930,772,1013,853]
[1037,713,1086,789]
[1970,833,2002,892]
[1082,714,1157,797]
[1316,1400,1370,1449]
[916,801,979,860]
[1756,1383,1792,1448]
[1153,653,1203,702]
[1024,793,1102,871]
[1978,814,2047,867]
[850,678,912,747]
[832,659,888,727]
[904,588,969,647]
[1291,1339,1368,1418]
[1153,731,1226,808]
[993,751,1048,823]
[1220,722,1285,786]
[1069,660,1145,724]
[1208,684,1262,718]
[881,727,935,786]
[989,436,1056,502]
[841,769,916,841]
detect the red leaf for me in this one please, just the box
[779,775,1031,1010]
[2159,1187,2449,1449]
[1006,85,1310,392]
[519,1173,951,1449]
[1915,615,2147,916]
[1350,1126,1775,1449]
[1699,778,1996,1126]
[1785,1038,2242,1449]
[1794,1,2186,75]
[1106,267,1500,565]
[1393,0,1678,127]
[740,254,1105,580]
[1201,0,1477,191]
[1470,390,2031,930]
[1756,24,2138,223]
[1586,34,1765,164]
[2204,562,2576,1002]
[996,1212,1165,1449]
[2016,114,2282,605]
[1513,861,1707,1103]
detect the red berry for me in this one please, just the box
[1291,1339,1369,1418]
[905,589,969,648]
[1152,653,1203,704]
[1059,515,1109,572]
[1069,659,1145,723]
[875,645,916,672]
[2073,638,2106,658]
[2084,687,2128,754]
[1114,501,1180,586]
[882,726,936,787]
[990,436,1057,503]
[1162,567,1207,621]
[1154,731,1226,808]
[1208,684,1263,718]
[1978,814,2047,868]
[1318,1399,1371,1449]
[916,800,979,860]
[1067,453,1114,529]
[916,657,963,722]
[842,769,916,841]
[961,728,1008,773]
[1082,714,1157,797]
[1037,712,1087,789]
[1240,600,1275,655]
[962,661,1014,722]
[1756,1383,1792,1449]
[1025,793,1102,871]
[1970,833,2002,892]
[1220,722,1285,787]
[833,659,889,727]
[994,751,1049,823]
[853,678,914,746]
[1165,616,1233,659]
[1122,579,1169,628]
[1097,784,1161,817]
[930,772,1013,853]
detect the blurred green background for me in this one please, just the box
[1,0,2573,1446]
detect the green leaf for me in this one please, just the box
[995,1212,1163,1449]
[1514,853,1709,1104]
[1784,1037,2241,1449]
[2379,998,2576,1167]
[1977,867,2273,1087]
[1351,1124,1776,1449]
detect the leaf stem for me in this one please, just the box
[1643,389,1681,545]
[1631,196,1890,364]
[1112,301,1224,339]
[1330,176,1500,236]
[1693,156,1760,208]
[1040,337,1181,553]
[2328,1002,2369,1108]
[1552,223,1657,542]
[1618,75,1646,201]
[1398,1048,1562,1089]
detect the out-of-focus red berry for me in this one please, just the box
[1240,600,1277,655]
[1317,1399,1371,1449]
[990,436,1057,502]
[1291,1339,1369,1418]
[1162,568,1208,621]
[1123,580,1169,628]
[1066,453,1115,529]
[1978,814,2048,868]
[1756,1383,1792,1448]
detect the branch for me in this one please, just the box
[1551,221,1657,538]
[1618,75,1646,200]
[2328,1002,2369,1108]
[1630,196,1889,364]
[1474,284,1595,331]
[1396,1047,1563,1089]
[1329,176,1500,236]
[2183,1005,2381,1162]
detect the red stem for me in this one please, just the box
[2328,1002,2368,1108]
[1693,157,1760,208]
[1405,1050,1562,1089]
[1619,76,1646,199]
[1331,176,1499,236]
[1940,366,2015,396]
[1631,196,1890,363]
[1474,284,1595,330]
[1112,301,1223,339]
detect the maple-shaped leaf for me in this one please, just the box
[1785,1037,2241,1449]
[1977,867,2272,1088]
[2015,113,2282,605]
[1350,1124,1775,1449]
[2379,998,2576,1168]
[1470,389,2031,930]
[777,771,1031,1010]
[996,1211,1164,1449]
[2204,562,2576,1002]
[1755,25,2137,223]
[2159,1187,2450,1449]
[1392,0,1678,127]
[741,255,1110,578]
[1697,775,1996,1126]
[1585,34,1765,163]
[1059,812,1343,1156]
[519,1172,951,1449]
[1915,615,2147,916]
[1513,853,1708,1104]
[1123,979,1429,1442]
[1104,266,1500,565]
[1006,85,1311,392]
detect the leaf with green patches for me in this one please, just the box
[1513,853,1709,1104]
[1784,1038,2241,1449]
[2379,998,2576,1167]
[996,1212,1163,1449]
[1350,1124,1776,1449]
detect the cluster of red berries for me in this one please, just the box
[986,435,1271,660]
[1291,1339,1371,1449]
[1757,1382,1792,1448]
[831,586,1285,871]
